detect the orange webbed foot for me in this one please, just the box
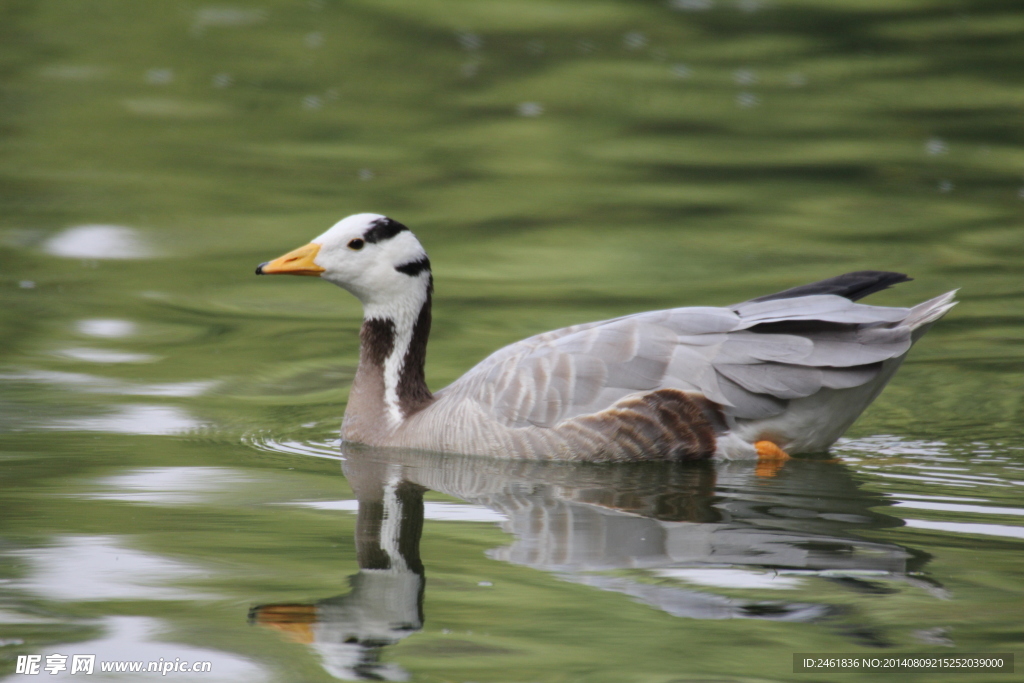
[754,440,791,478]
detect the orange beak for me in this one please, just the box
[256,243,325,277]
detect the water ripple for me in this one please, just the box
[838,435,1024,541]
[242,431,342,461]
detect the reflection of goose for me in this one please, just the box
[253,445,935,679]
[344,445,927,585]
[251,462,425,682]
[257,214,955,461]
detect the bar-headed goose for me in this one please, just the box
[257,213,955,462]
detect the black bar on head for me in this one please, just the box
[395,257,430,277]
[363,217,409,244]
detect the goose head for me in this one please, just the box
[256,213,431,315]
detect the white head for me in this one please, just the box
[257,213,431,318]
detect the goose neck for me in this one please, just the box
[345,276,434,441]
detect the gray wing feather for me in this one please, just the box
[717,374,788,419]
[717,332,814,364]
[438,293,921,425]
[716,363,824,399]
[733,295,909,325]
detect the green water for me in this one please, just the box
[1,0,1023,681]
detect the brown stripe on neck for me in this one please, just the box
[398,275,434,416]
[360,318,396,367]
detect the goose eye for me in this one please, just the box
[347,238,365,251]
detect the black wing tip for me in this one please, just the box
[833,270,913,300]
[750,270,913,303]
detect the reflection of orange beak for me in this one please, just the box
[249,603,318,644]
[256,243,325,276]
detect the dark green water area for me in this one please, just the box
[1,1,1022,681]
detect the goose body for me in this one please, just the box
[257,214,956,461]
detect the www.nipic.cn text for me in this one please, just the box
[15,654,213,676]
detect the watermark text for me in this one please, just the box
[16,654,212,676]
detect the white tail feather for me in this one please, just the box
[906,289,958,336]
